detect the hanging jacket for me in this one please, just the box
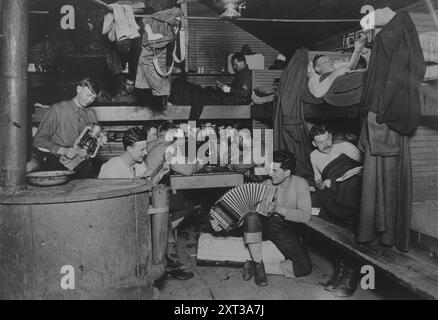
[360,12,426,135]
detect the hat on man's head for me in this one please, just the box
[240,44,255,55]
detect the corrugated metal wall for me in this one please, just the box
[186,2,280,78]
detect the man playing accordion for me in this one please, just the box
[241,151,312,286]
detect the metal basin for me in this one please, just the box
[27,170,75,186]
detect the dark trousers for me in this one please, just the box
[32,149,95,179]
[169,193,195,229]
[243,213,312,277]
[169,78,246,120]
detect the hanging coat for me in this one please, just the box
[357,12,425,252]
[273,48,314,181]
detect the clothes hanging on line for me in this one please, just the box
[103,4,140,42]
[135,7,184,96]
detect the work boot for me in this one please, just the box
[254,261,268,286]
[324,260,345,292]
[242,260,255,281]
[332,264,358,297]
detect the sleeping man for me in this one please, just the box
[309,124,363,297]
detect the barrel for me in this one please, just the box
[0,179,153,300]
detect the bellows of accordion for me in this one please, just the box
[209,183,277,232]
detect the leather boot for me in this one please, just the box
[242,260,255,281]
[324,260,345,292]
[254,261,268,286]
[332,264,358,297]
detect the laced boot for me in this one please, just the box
[324,260,344,292]
[242,260,255,281]
[254,261,268,286]
[332,264,358,297]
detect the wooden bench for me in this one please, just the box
[304,216,438,300]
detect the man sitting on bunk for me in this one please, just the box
[309,124,363,297]
[169,52,252,119]
[98,127,195,281]
[309,38,366,98]
[242,151,312,286]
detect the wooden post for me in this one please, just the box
[150,184,169,265]
[180,1,189,73]
[0,0,29,192]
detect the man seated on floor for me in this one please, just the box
[98,74,138,104]
[242,150,312,286]
[98,127,194,281]
[308,38,367,98]
[309,124,363,297]
[169,52,252,119]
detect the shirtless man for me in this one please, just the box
[309,124,363,297]
[308,38,367,98]
[98,127,194,281]
[242,151,312,286]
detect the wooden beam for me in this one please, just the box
[33,105,255,123]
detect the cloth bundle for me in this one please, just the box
[136,7,184,96]
[103,4,140,42]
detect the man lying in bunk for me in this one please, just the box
[168,52,252,119]
[98,74,138,104]
[242,151,312,286]
[98,127,195,281]
[309,124,363,297]
[308,38,366,99]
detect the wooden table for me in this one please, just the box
[169,172,244,194]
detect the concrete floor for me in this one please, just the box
[155,222,404,300]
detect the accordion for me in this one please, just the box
[209,183,277,232]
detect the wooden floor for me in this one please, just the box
[154,221,421,300]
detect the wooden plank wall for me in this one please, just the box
[186,1,281,86]
[411,120,438,239]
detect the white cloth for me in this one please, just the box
[98,156,147,179]
[103,4,140,42]
[360,7,396,31]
